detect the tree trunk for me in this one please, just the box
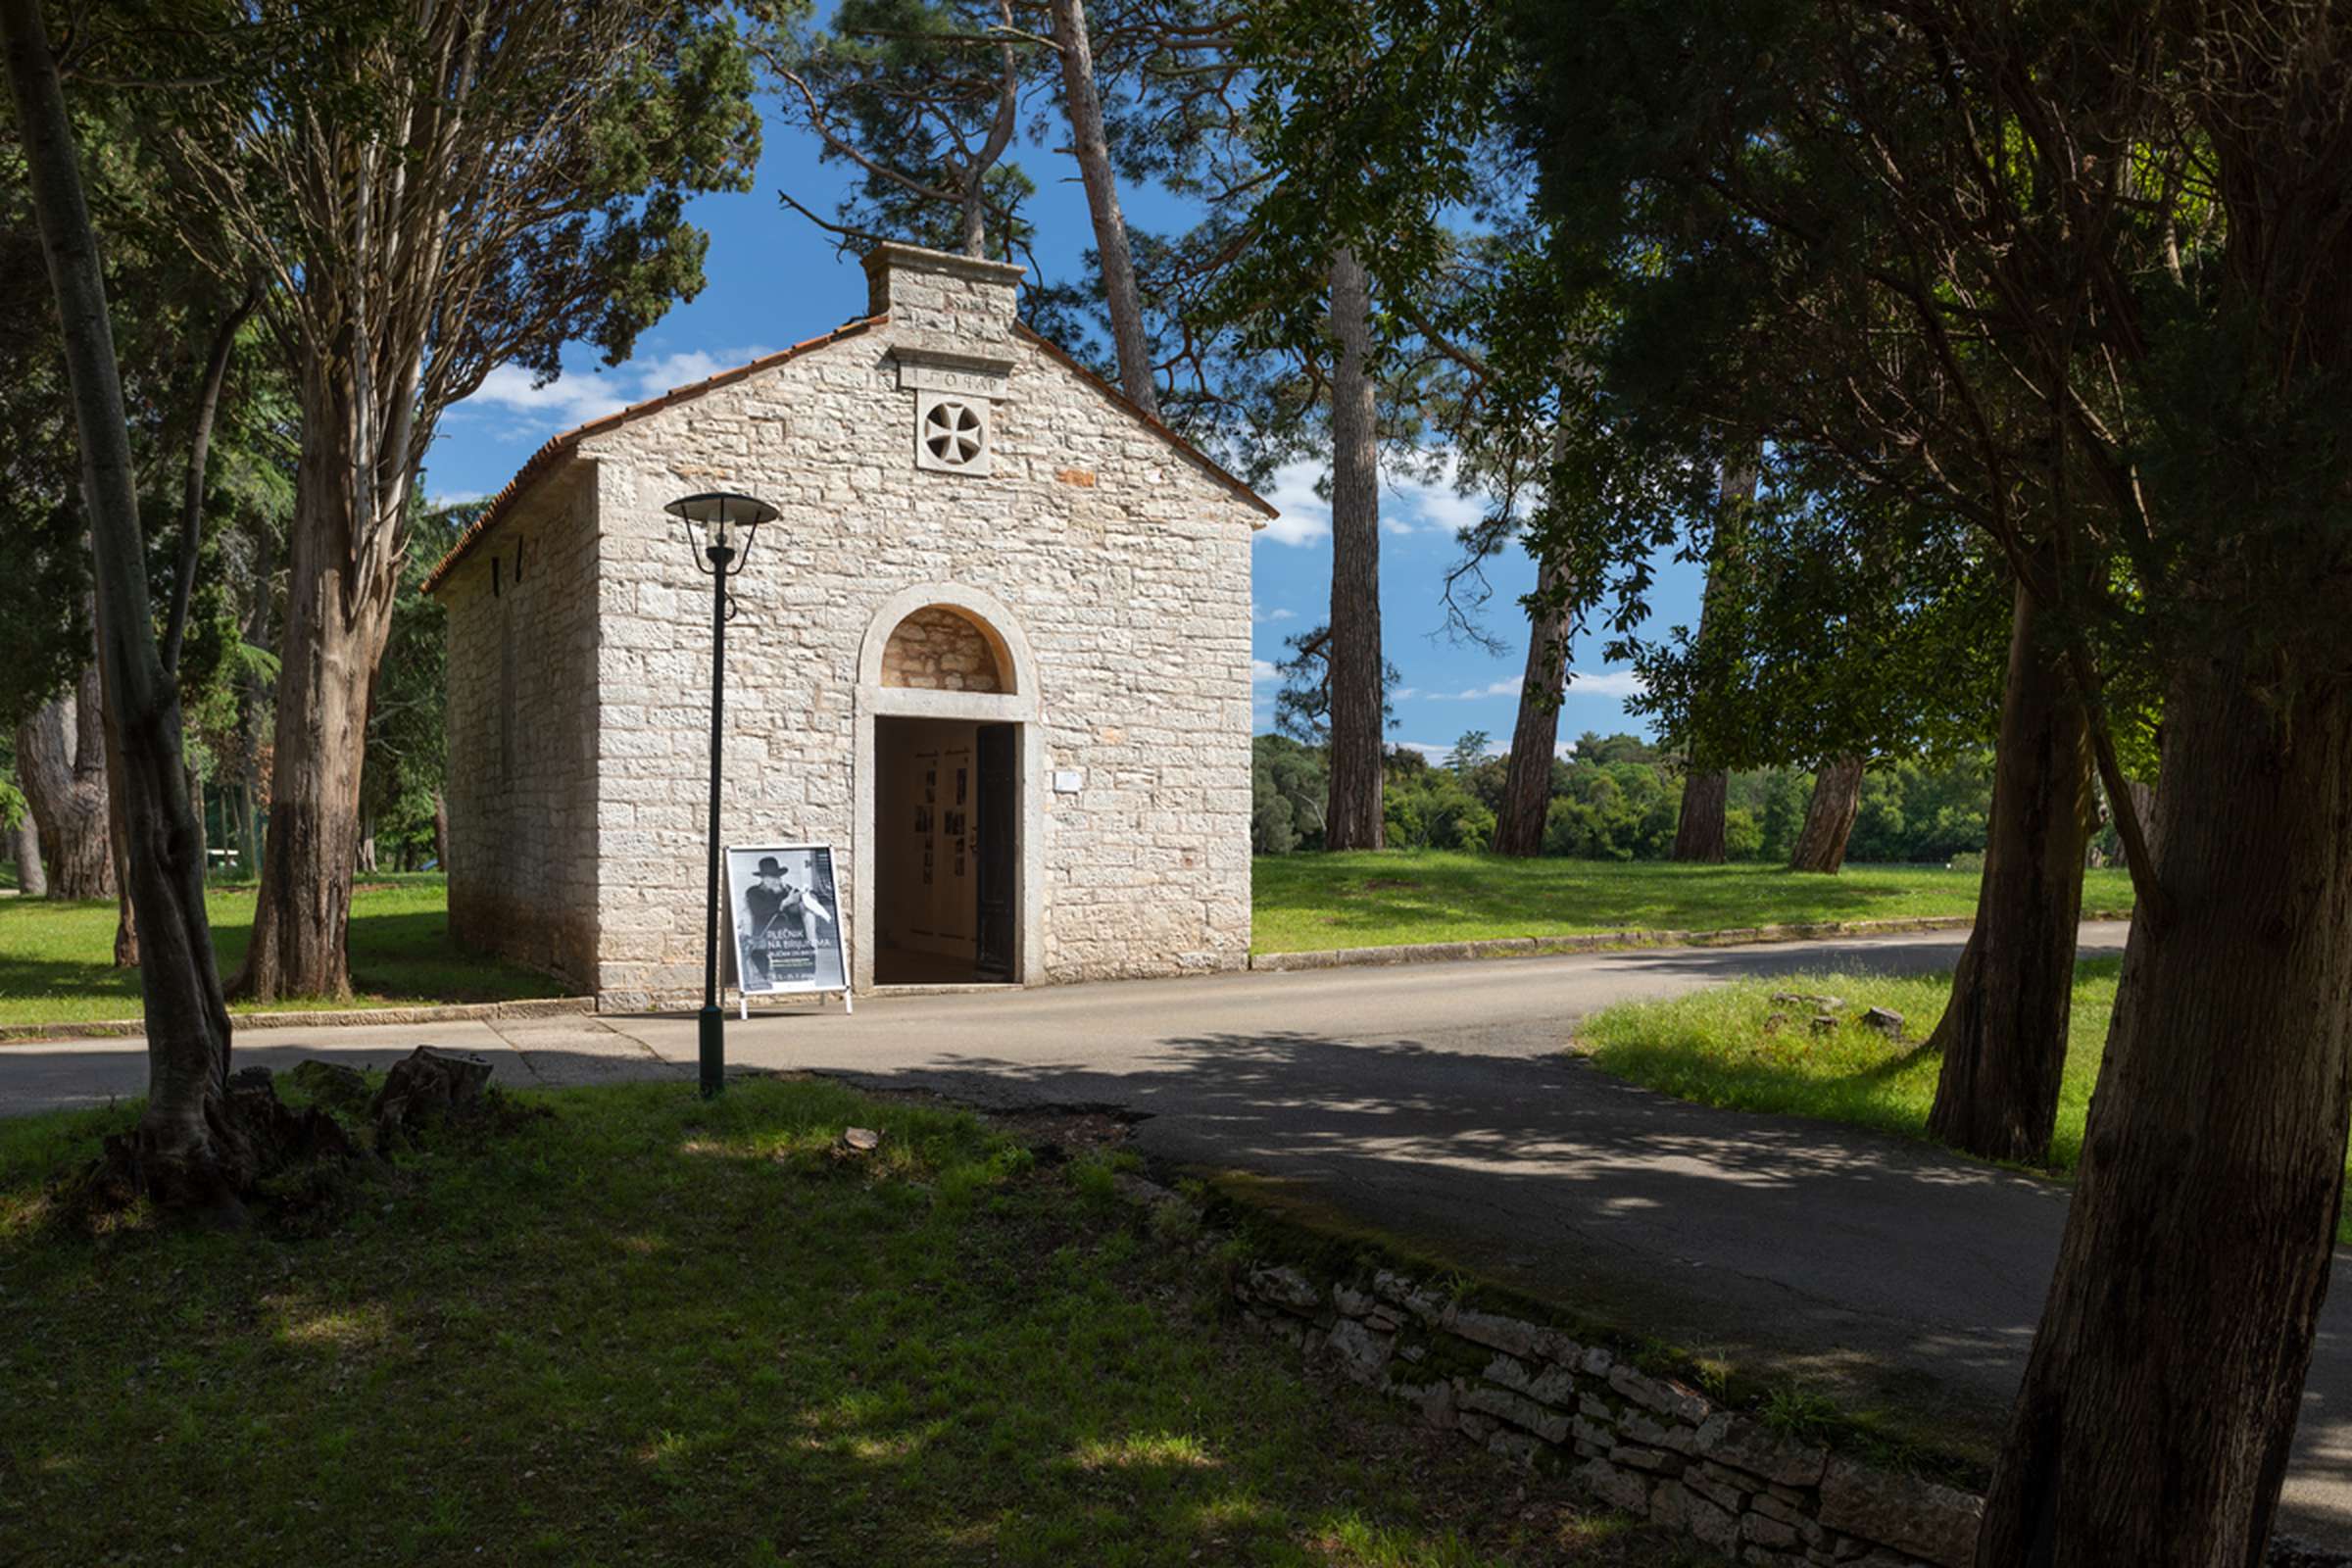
[1673,770,1729,862]
[11,812,45,896]
[1050,0,1156,417]
[432,789,450,873]
[1494,556,1571,857]
[232,356,407,1001]
[1674,459,1752,862]
[1788,756,1863,873]
[241,781,261,881]
[1323,246,1384,851]
[2123,776,2161,865]
[15,665,113,899]
[1924,580,2096,1164]
[1977,655,2352,1565]
[108,744,137,965]
[3,0,241,1209]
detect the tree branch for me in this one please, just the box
[164,282,260,678]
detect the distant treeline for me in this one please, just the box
[1252,732,2001,864]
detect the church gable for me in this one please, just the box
[426,243,1267,597]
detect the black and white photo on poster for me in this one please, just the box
[725,844,847,995]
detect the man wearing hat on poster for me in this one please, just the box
[740,854,837,987]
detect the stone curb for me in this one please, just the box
[0,996,597,1044]
[1248,909,2135,974]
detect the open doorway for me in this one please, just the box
[873,715,1018,984]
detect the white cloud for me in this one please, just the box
[1397,736,1505,762]
[1392,686,1420,701]
[1255,460,1332,548]
[426,488,488,508]
[1251,659,1282,684]
[1416,668,1644,704]
[1431,675,1527,702]
[1252,448,1500,545]
[457,343,776,428]
[464,364,630,425]
[1566,669,1647,698]
[1252,602,1298,623]
[1386,449,1495,539]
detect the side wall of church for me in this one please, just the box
[577,323,1257,1006]
[442,466,603,990]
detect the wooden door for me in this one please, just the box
[975,723,1017,980]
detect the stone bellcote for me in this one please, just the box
[862,241,1024,347]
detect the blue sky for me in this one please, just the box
[420,95,1704,756]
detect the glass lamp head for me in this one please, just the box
[664,491,779,561]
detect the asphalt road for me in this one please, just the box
[10,920,2352,1544]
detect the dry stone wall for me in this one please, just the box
[1233,1261,1984,1568]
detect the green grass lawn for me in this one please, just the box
[1577,959,2352,1244]
[0,874,567,1027]
[1250,852,2136,956]
[0,1076,1700,1568]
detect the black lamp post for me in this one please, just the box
[665,489,780,1098]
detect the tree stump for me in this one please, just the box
[369,1047,495,1148]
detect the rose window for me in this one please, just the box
[922,400,986,467]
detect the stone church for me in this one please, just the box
[424,242,1268,1006]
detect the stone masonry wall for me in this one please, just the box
[1232,1260,1984,1568]
[882,607,1004,692]
[569,249,1258,1005]
[441,466,601,989]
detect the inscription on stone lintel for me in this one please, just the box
[897,361,1011,399]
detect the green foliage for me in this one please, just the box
[362,503,471,864]
[1541,759,1678,860]
[163,0,766,424]
[1250,733,1328,854]
[0,90,290,734]
[1626,483,2013,777]
[758,0,1038,260]
[1384,759,1494,853]
[1254,732,2004,867]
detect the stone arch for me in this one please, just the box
[852,581,1045,993]
[881,605,1007,693]
[856,583,1037,704]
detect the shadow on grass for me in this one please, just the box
[36,927,2352,1548]
[0,1077,1683,1568]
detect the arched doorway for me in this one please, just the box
[854,587,1042,989]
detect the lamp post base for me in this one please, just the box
[698,1004,725,1099]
